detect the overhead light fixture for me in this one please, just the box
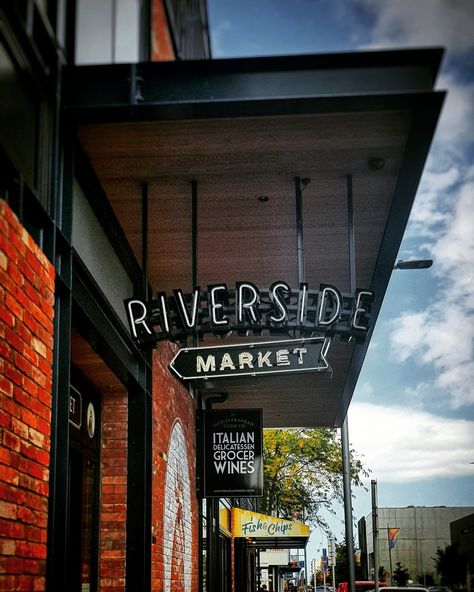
[393,259,433,270]
[368,157,385,171]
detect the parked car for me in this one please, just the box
[337,582,387,592]
[377,588,429,592]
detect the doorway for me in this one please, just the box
[66,372,101,592]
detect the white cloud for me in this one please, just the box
[406,74,474,239]
[435,74,474,149]
[436,362,474,408]
[211,19,232,56]
[431,179,474,304]
[349,402,474,482]
[357,0,474,53]
[389,169,474,408]
[355,381,375,399]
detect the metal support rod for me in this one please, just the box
[371,480,379,591]
[342,172,356,592]
[387,525,393,585]
[257,549,261,589]
[347,175,356,293]
[192,180,198,289]
[304,543,308,585]
[111,0,117,63]
[295,177,305,285]
[192,180,198,347]
[141,182,149,299]
[342,418,356,592]
[204,393,227,592]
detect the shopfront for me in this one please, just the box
[0,3,444,591]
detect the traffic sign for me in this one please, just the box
[169,337,331,381]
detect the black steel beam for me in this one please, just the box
[62,48,444,123]
[46,284,72,592]
[126,379,152,592]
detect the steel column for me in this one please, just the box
[371,480,380,590]
[342,173,356,592]
[204,393,228,592]
[126,380,152,592]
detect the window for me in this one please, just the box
[75,0,140,64]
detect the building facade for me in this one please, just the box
[0,1,444,591]
[359,506,474,585]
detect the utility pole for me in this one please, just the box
[371,480,379,592]
[342,418,356,592]
[328,534,336,591]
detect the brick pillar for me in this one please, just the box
[151,342,199,592]
[0,200,55,592]
[100,388,128,592]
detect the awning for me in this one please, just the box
[64,48,444,429]
[231,508,310,549]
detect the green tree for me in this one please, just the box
[260,428,368,529]
[334,539,365,583]
[392,562,409,586]
[434,543,467,588]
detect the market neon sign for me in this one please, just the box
[124,281,374,346]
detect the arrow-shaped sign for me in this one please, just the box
[169,337,331,381]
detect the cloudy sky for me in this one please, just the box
[207,0,474,545]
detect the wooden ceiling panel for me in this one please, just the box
[76,109,412,428]
[77,112,411,181]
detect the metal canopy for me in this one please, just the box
[245,537,308,550]
[63,49,444,429]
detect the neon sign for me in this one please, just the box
[124,281,374,346]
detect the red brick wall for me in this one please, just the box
[100,388,128,592]
[151,0,175,61]
[0,200,55,592]
[151,342,198,592]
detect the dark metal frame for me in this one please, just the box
[62,47,443,123]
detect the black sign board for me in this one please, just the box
[199,409,263,498]
[69,385,82,429]
[170,337,330,381]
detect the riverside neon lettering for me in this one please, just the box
[125,281,374,345]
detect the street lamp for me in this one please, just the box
[393,259,433,270]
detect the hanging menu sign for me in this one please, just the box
[199,409,263,498]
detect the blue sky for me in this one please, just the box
[208,0,474,548]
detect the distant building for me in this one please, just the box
[358,506,474,585]
[450,513,474,589]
